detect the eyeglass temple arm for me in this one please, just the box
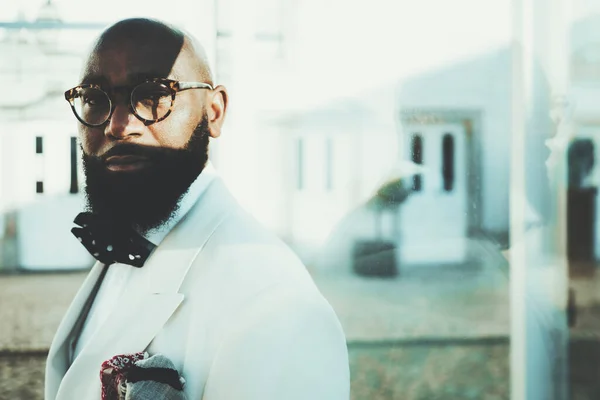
[178,82,214,91]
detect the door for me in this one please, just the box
[572,126,600,261]
[400,123,468,265]
[289,133,356,262]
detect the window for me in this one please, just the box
[411,133,423,191]
[214,0,286,79]
[215,37,233,85]
[35,136,43,194]
[35,136,43,154]
[442,133,455,192]
[69,136,79,194]
[255,0,285,60]
[567,138,594,189]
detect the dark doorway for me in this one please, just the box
[567,138,597,270]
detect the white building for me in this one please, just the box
[0,8,98,270]
[265,10,600,272]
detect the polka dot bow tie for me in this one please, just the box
[71,212,156,268]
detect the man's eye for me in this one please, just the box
[83,96,99,105]
[138,95,171,108]
[78,91,105,106]
[144,92,170,101]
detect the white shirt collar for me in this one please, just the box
[143,161,218,245]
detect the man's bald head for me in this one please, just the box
[83,18,213,84]
[72,18,228,232]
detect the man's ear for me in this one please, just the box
[207,85,228,138]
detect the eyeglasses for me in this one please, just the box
[64,78,214,127]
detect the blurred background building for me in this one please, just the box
[1,0,600,273]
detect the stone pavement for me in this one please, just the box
[0,341,510,400]
[2,256,600,399]
[314,265,510,342]
[0,262,513,352]
[0,266,514,400]
[3,255,600,352]
[0,272,85,352]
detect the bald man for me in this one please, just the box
[45,18,349,400]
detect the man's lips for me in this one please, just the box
[104,155,151,172]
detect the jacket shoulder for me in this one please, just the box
[200,206,312,290]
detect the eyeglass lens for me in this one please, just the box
[72,82,173,125]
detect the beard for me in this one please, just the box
[82,115,210,235]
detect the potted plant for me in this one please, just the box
[352,177,411,277]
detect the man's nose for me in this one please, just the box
[104,102,144,140]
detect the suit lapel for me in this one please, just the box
[55,292,184,400]
[53,177,233,400]
[45,261,105,400]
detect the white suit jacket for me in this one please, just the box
[45,177,350,400]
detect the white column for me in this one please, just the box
[216,0,259,213]
[510,0,571,399]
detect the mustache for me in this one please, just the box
[97,143,177,162]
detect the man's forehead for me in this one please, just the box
[81,43,191,85]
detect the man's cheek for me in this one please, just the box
[152,125,192,149]
[79,130,102,154]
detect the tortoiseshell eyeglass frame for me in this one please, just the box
[64,78,214,128]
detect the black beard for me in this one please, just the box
[82,117,210,235]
